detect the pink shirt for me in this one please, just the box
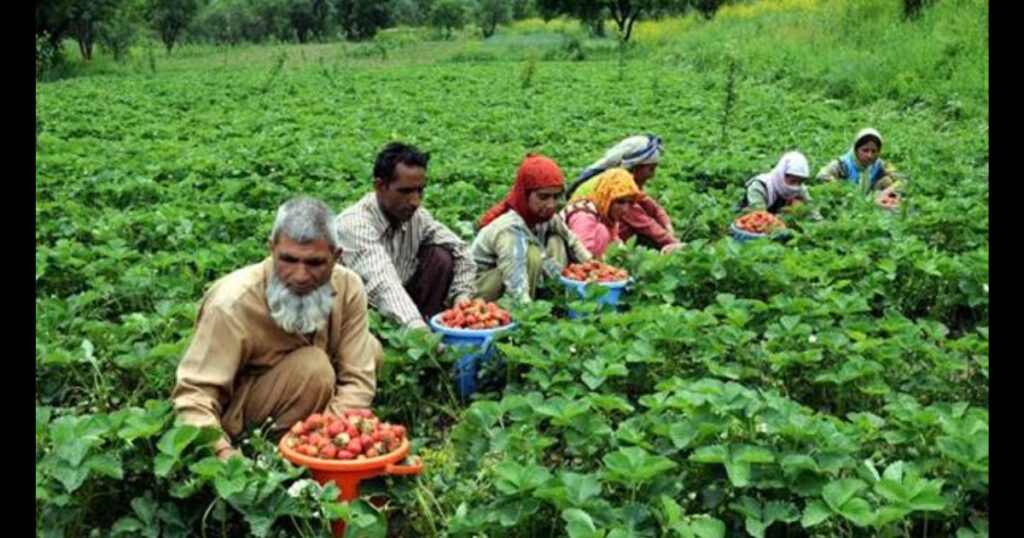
[566,210,617,257]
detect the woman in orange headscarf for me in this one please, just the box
[562,168,642,257]
[472,154,593,302]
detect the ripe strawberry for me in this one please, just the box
[320,444,338,459]
[326,421,345,437]
[304,413,325,430]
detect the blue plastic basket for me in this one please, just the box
[429,314,516,400]
[729,223,769,243]
[559,275,629,319]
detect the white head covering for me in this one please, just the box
[763,151,809,208]
[853,128,883,151]
[587,135,663,172]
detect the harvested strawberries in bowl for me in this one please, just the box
[281,409,408,462]
[434,299,512,331]
[733,211,788,235]
[561,261,629,283]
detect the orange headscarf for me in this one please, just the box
[479,154,565,228]
[586,168,641,225]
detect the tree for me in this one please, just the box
[37,0,79,64]
[475,0,511,38]
[902,0,936,20]
[284,0,332,42]
[510,0,535,20]
[537,0,684,42]
[66,0,120,60]
[537,0,605,37]
[430,0,467,39]
[250,0,292,42]
[391,0,434,27]
[336,0,391,41]
[98,0,145,61]
[147,0,201,53]
[693,0,726,20]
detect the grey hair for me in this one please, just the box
[268,196,339,250]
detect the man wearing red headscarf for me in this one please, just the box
[471,154,593,302]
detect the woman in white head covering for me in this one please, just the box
[817,128,905,197]
[737,151,817,216]
[568,135,682,252]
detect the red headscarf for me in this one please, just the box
[479,153,565,228]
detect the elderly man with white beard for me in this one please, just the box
[172,197,382,460]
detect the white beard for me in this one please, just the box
[265,274,333,335]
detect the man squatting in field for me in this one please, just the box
[334,142,477,330]
[172,197,382,460]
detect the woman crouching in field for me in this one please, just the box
[568,134,683,252]
[736,151,821,219]
[817,128,906,207]
[561,168,642,258]
[472,154,592,302]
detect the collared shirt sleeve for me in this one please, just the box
[492,227,534,303]
[816,158,845,182]
[619,199,676,247]
[336,213,426,330]
[637,194,674,234]
[744,181,770,212]
[172,299,249,444]
[326,273,381,413]
[419,209,476,304]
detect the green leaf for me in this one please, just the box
[157,425,201,456]
[153,454,176,478]
[560,472,602,505]
[667,421,699,449]
[563,508,600,538]
[602,447,677,485]
[690,445,727,464]
[875,506,911,527]
[51,464,90,493]
[733,445,775,464]
[744,516,768,538]
[494,461,552,495]
[801,500,831,528]
[659,495,682,525]
[822,479,867,512]
[130,494,159,524]
[837,498,875,527]
[780,316,801,331]
[688,515,726,538]
[780,454,819,475]
[874,480,910,504]
[588,394,635,414]
[345,500,386,538]
[111,517,143,535]
[763,501,799,523]
[711,263,726,280]
[908,489,949,512]
[465,401,501,430]
[36,406,52,437]
[87,453,123,479]
[882,461,904,482]
[723,460,751,488]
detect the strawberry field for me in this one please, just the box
[36,1,988,536]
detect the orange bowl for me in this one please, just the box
[278,435,418,472]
